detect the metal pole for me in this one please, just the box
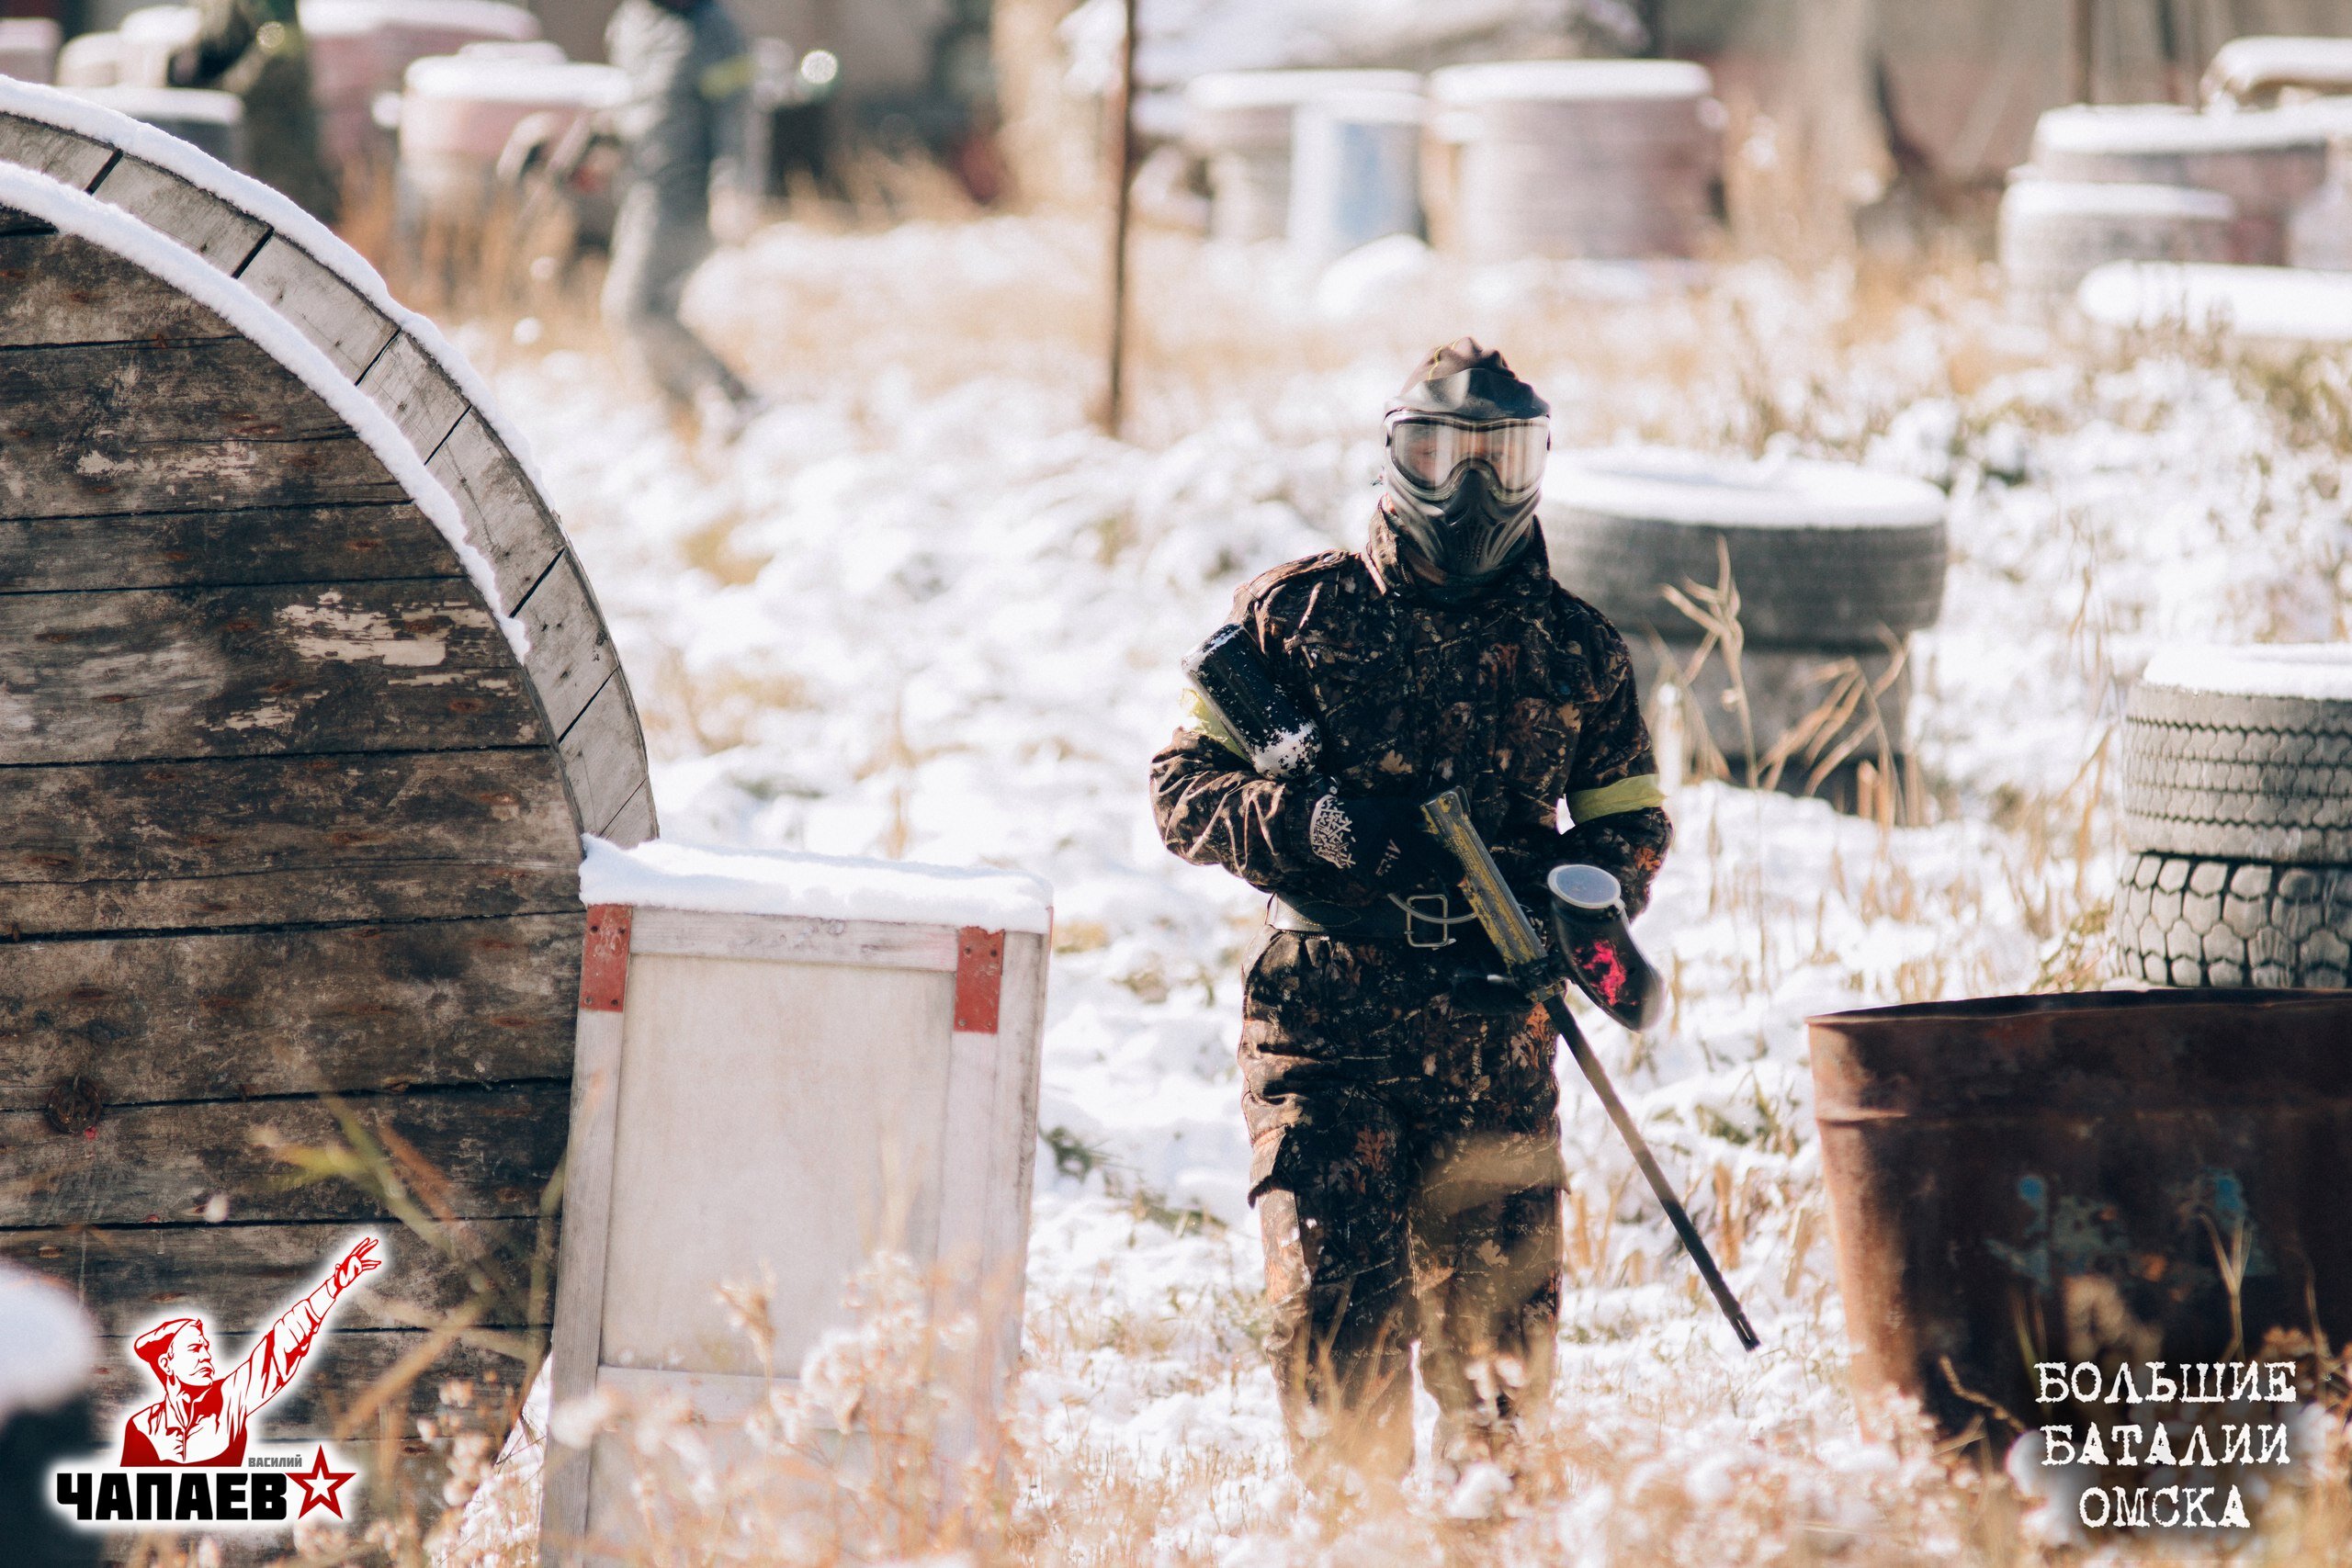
[2074,0,2096,104]
[1102,0,1139,437]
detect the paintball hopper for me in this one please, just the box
[1182,624,1325,783]
[1546,863,1661,1032]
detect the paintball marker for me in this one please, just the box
[1422,788,1760,1352]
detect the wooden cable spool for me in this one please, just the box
[0,80,651,1515]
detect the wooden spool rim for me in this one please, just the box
[0,76,656,845]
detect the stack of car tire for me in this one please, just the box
[2116,646,2352,987]
[1544,448,1948,812]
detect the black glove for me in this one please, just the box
[1306,793,1457,892]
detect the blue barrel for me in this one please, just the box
[1288,89,1424,262]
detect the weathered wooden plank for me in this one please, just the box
[0,580,540,765]
[0,112,115,187]
[0,916,582,1110]
[517,552,616,737]
[424,412,563,615]
[0,337,407,519]
[0,749,578,937]
[2,1219,546,1336]
[602,780,658,848]
[0,228,230,346]
[358,331,468,457]
[89,154,268,271]
[0,1084,571,1228]
[0,502,458,592]
[83,1330,526,1439]
[235,235,397,380]
[560,674,651,839]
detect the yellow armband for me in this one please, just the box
[699,53,755,100]
[1566,773,1666,824]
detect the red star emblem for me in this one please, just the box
[293,1445,356,1518]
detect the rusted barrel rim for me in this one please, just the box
[1810,988,2352,1120]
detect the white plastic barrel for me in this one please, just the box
[1184,68,1420,243]
[54,32,126,89]
[1429,59,1721,263]
[1999,176,2235,299]
[114,5,199,89]
[1289,89,1424,262]
[0,17,61,85]
[396,50,623,222]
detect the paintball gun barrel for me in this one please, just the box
[1421,789,1761,1352]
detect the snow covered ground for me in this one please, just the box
[445,218,2352,1561]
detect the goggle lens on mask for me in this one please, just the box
[1389,419,1549,492]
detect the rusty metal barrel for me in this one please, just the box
[1811,990,2352,1445]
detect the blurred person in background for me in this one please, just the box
[169,0,337,220]
[605,0,763,435]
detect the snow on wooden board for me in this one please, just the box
[580,837,1055,933]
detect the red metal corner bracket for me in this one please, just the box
[581,905,633,1013]
[954,928,1005,1034]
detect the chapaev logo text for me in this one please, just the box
[49,1235,382,1531]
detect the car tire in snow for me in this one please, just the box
[1997,178,2234,299]
[2120,651,2352,863]
[2112,852,2352,987]
[2115,645,2352,988]
[1543,446,1950,650]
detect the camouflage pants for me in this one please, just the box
[1242,930,1566,1481]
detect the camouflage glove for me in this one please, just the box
[1306,793,1457,893]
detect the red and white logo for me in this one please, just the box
[51,1235,380,1530]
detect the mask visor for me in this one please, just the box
[1388,418,1549,493]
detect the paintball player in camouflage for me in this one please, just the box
[604,0,761,432]
[1151,341,1672,1487]
[169,0,338,220]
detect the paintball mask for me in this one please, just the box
[1383,339,1552,602]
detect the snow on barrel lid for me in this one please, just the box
[300,0,541,39]
[1430,59,1712,106]
[1183,69,1422,111]
[2002,177,2233,220]
[2141,643,2352,703]
[581,838,1054,934]
[403,52,627,107]
[1547,446,1947,529]
[2077,262,2352,343]
[2206,35,2352,98]
[2032,102,2329,155]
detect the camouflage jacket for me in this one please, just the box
[1150,512,1672,928]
